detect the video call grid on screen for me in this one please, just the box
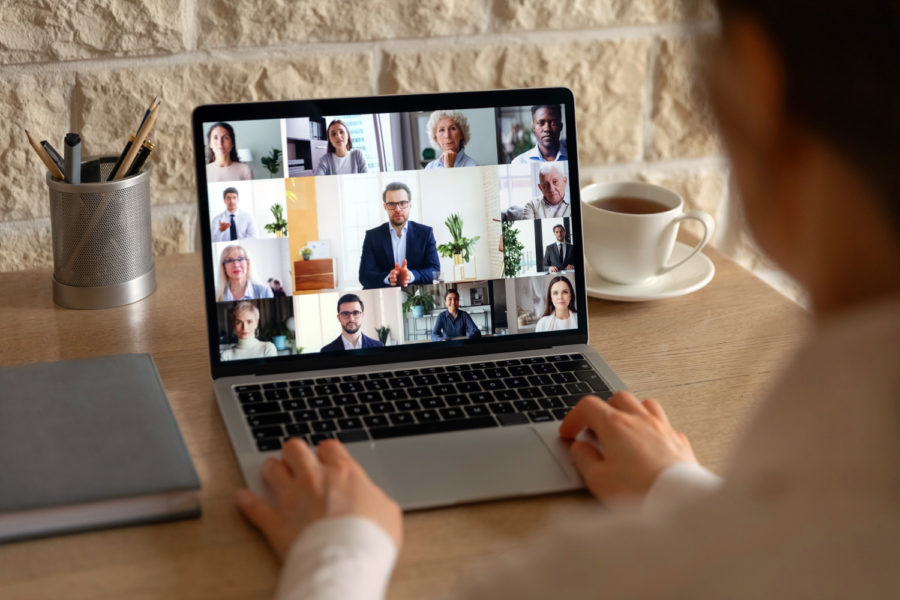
[195,92,587,369]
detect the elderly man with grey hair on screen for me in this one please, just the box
[523,163,570,219]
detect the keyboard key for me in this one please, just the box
[518,388,543,399]
[413,374,438,386]
[251,425,284,439]
[263,382,288,389]
[365,379,388,391]
[395,369,419,377]
[315,376,341,384]
[293,409,317,422]
[337,430,370,443]
[541,384,567,396]
[346,404,370,416]
[311,420,337,433]
[314,384,339,395]
[457,381,481,393]
[538,397,564,409]
[574,370,610,391]
[367,371,391,379]
[243,402,282,415]
[432,383,456,396]
[290,386,315,398]
[419,366,445,374]
[421,397,446,409]
[264,389,288,401]
[563,395,584,407]
[341,373,368,381]
[388,377,412,388]
[396,399,421,412]
[368,416,497,440]
[339,381,364,393]
[238,391,262,403]
[514,399,539,412]
[551,372,577,384]
[521,357,546,364]
[471,361,494,369]
[256,437,282,451]
[494,389,519,401]
[248,413,291,427]
[388,412,414,425]
[470,392,493,404]
[281,399,305,411]
[481,379,505,391]
[497,413,528,426]
[319,407,344,420]
[532,363,556,374]
[464,404,489,417]
[235,384,261,392]
[371,402,395,414]
[566,382,592,395]
[363,415,389,428]
[337,417,363,430]
[414,410,440,423]
[309,397,333,409]
[485,368,510,378]
[461,370,486,381]
[332,393,358,406]
[528,374,554,386]
[309,433,334,445]
[285,422,311,436]
[567,353,585,360]
[439,407,464,420]
[382,389,407,401]
[496,359,521,367]
[446,394,470,406]
[508,365,533,376]
[289,379,314,386]
[489,401,514,414]
[443,364,466,372]
[358,391,382,403]
[407,386,431,399]
[555,360,593,372]
[437,372,462,383]
[527,410,553,423]
[504,377,529,388]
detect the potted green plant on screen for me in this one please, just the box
[502,220,524,277]
[261,148,282,177]
[402,288,435,318]
[375,325,391,345]
[437,213,480,264]
[264,204,288,238]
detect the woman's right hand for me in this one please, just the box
[442,150,458,168]
[559,391,697,499]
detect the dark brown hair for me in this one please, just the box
[325,120,354,154]
[716,1,900,227]
[205,122,240,164]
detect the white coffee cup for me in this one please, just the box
[581,181,714,285]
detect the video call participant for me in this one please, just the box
[216,245,274,302]
[543,224,575,272]
[424,110,478,169]
[535,275,578,332]
[220,301,278,360]
[524,163,570,219]
[205,122,253,182]
[358,182,441,289]
[512,104,568,164]
[431,289,482,341]
[315,120,369,175]
[320,294,385,352]
[211,187,259,242]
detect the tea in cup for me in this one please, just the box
[581,182,715,285]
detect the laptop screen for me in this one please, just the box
[193,89,587,378]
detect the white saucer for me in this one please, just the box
[585,242,715,302]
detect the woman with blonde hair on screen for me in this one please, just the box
[220,301,277,361]
[216,245,274,302]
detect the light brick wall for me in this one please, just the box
[0,0,792,298]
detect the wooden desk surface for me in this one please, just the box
[0,248,808,599]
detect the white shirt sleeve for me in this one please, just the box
[275,516,397,600]
[642,461,722,520]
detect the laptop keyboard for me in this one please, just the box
[233,353,611,452]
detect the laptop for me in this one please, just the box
[192,88,626,509]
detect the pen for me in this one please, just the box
[112,103,159,181]
[41,141,65,174]
[25,129,65,180]
[64,133,82,184]
[108,135,135,181]
[125,139,155,177]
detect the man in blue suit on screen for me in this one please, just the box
[320,294,385,352]
[358,182,441,289]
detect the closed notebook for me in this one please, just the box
[0,353,201,542]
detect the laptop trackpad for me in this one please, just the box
[355,426,580,510]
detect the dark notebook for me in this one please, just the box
[0,354,201,542]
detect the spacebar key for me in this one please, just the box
[369,416,498,440]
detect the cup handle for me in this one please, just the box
[658,210,715,275]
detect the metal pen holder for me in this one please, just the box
[47,157,156,309]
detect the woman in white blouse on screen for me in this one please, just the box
[205,122,253,182]
[535,275,578,332]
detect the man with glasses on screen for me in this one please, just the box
[320,294,384,352]
[358,182,441,289]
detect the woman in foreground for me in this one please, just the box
[238,1,900,597]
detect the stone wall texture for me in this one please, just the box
[0,0,790,300]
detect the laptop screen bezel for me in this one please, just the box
[192,87,587,380]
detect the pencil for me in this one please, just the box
[112,102,159,181]
[25,129,65,180]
